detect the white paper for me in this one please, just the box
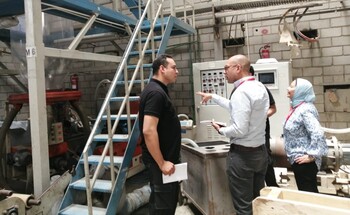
[162,163,188,184]
[200,120,226,127]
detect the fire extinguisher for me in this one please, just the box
[259,44,270,59]
[70,74,78,90]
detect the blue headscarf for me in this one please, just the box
[291,78,315,108]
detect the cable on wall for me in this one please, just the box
[293,8,319,42]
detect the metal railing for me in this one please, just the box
[81,0,168,213]
[160,0,196,28]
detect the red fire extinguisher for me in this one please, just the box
[70,74,78,90]
[259,44,270,59]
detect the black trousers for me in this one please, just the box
[265,138,279,187]
[146,162,179,215]
[292,162,319,193]
[227,145,268,215]
[265,162,279,187]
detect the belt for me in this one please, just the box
[229,144,264,152]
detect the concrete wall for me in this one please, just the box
[165,0,350,141]
[0,0,350,141]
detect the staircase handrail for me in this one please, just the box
[81,0,166,213]
[168,0,196,27]
[82,0,151,213]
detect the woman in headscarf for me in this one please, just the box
[283,78,328,193]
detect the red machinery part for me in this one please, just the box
[7,90,82,105]
[94,135,142,157]
[10,142,69,158]
[0,90,90,191]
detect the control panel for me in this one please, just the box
[200,70,227,104]
[192,60,291,142]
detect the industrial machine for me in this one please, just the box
[181,135,350,215]
[181,59,350,215]
[253,187,350,215]
[192,59,291,142]
[0,90,90,194]
[0,170,71,215]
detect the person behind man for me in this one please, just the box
[283,78,328,192]
[197,54,269,215]
[250,66,279,187]
[138,54,181,214]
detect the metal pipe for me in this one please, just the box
[112,0,121,12]
[245,14,250,58]
[196,7,350,29]
[271,136,350,171]
[68,14,98,50]
[214,2,323,19]
[0,189,13,197]
[182,138,199,148]
[41,2,126,30]
[341,144,350,166]
[120,185,151,214]
[0,105,22,190]
[322,127,350,134]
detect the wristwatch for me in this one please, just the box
[308,155,315,161]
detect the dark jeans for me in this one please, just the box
[226,145,268,215]
[146,162,179,215]
[292,162,319,193]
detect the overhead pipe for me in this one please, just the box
[196,6,350,29]
[41,2,128,31]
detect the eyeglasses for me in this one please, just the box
[224,64,238,71]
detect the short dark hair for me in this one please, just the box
[249,66,255,76]
[152,54,173,75]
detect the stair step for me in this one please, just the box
[83,155,124,166]
[140,22,164,32]
[93,134,129,142]
[101,114,138,121]
[129,49,158,56]
[127,63,152,69]
[134,35,163,43]
[59,204,106,215]
[116,79,149,85]
[70,179,113,193]
[59,5,196,215]
[109,96,140,102]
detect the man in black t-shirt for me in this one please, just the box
[250,66,279,187]
[139,54,181,214]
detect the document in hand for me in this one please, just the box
[162,163,188,184]
[200,120,226,127]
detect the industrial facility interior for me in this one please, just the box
[0,0,350,214]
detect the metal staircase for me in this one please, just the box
[58,0,195,214]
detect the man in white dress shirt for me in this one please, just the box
[197,54,269,215]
